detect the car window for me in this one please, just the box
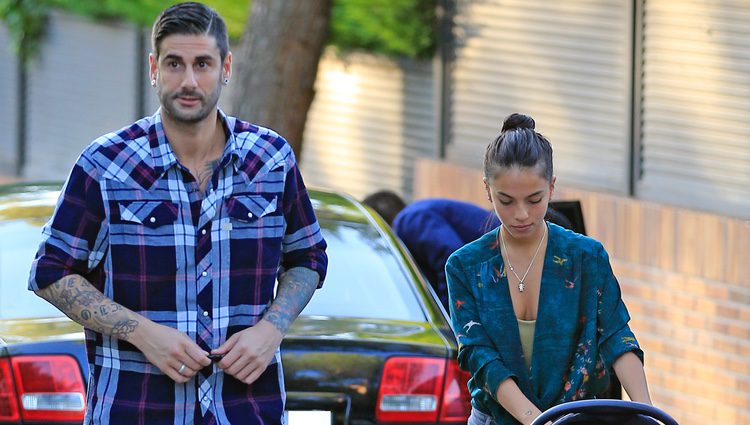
[0,220,64,319]
[301,220,425,321]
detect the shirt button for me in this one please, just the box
[209,188,214,193]
[201,229,207,235]
[247,212,253,218]
[203,311,209,317]
[149,217,156,223]
[202,271,208,277]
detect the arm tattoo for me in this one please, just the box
[36,274,140,341]
[263,267,319,335]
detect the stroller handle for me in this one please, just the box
[530,399,678,425]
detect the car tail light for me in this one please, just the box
[376,356,471,423]
[9,355,86,422]
[0,358,21,421]
[438,360,472,422]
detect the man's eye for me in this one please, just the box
[197,61,207,68]
[529,198,542,204]
[168,61,180,68]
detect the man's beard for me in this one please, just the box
[159,84,221,124]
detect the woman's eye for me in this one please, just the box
[499,200,512,206]
[529,198,542,204]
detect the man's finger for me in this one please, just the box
[243,367,265,385]
[185,344,211,368]
[233,362,257,382]
[213,333,238,355]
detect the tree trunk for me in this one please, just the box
[229,0,332,160]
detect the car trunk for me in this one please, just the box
[282,315,451,424]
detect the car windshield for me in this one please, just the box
[302,220,424,321]
[0,215,425,322]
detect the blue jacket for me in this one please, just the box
[393,199,498,309]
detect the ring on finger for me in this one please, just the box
[178,364,187,375]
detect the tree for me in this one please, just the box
[229,0,332,159]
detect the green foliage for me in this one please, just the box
[330,0,437,58]
[1,0,438,60]
[47,0,249,37]
[0,0,50,64]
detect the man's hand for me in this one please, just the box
[211,320,283,384]
[130,320,211,384]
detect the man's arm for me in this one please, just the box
[36,274,210,383]
[212,267,319,384]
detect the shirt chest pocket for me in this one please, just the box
[110,200,179,248]
[225,194,280,233]
[117,200,179,228]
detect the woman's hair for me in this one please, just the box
[483,113,553,181]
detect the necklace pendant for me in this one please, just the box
[518,282,525,292]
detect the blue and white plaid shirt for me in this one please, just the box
[29,109,328,424]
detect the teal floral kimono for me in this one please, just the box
[446,223,642,424]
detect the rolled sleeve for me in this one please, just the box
[28,153,107,291]
[446,254,516,401]
[594,243,644,367]
[280,157,327,287]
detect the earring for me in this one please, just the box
[223,78,229,85]
[150,79,156,87]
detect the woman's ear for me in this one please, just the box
[483,178,492,203]
[549,175,556,200]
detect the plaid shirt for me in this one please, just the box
[29,109,328,425]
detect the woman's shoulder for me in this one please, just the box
[548,222,606,257]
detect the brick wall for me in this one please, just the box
[414,158,750,424]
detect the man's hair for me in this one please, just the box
[151,2,229,61]
[362,190,407,226]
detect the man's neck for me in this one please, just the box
[161,110,224,165]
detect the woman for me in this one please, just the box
[446,113,651,425]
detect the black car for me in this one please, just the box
[0,183,471,424]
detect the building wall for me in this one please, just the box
[0,25,19,175]
[300,51,437,200]
[414,158,750,425]
[23,11,139,180]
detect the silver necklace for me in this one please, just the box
[499,223,547,292]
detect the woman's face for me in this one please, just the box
[485,165,555,241]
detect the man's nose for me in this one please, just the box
[181,68,198,89]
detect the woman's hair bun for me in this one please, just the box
[501,113,535,132]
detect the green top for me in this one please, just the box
[517,319,536,369]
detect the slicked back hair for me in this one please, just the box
[151,2,229,62]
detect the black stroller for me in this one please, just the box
[530,400,678,425]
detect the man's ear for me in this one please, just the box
[149,53,158,83]
[223,51,233,81]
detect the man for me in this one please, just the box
[28,3,327,424]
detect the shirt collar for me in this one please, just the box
[148,108,242,182]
